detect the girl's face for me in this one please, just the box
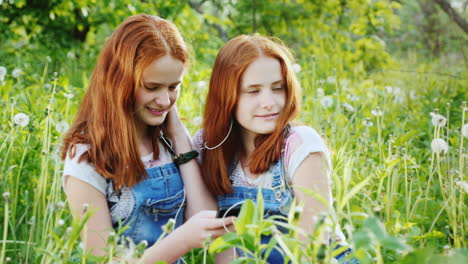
[134,55,185,131]
[235,56,286,140]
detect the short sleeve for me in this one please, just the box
[284,126,332,180]
[63,144,107,194]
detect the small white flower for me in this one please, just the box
[46,56,52,63]
[12,68,22,78]
[3,192,10,199]
[45,84,52,89]
[66,51,75,59]
[342,103,355,112]
[55,121,70,134]
[56,201,65,210]
[63,93,74,99]
[5,256,11,262]
[363,118,373,127]
[66,227,73,234]
[371,107,383,117]
[317,79,325,85]
[346,93,359,102]
[57,219,65,226]
[456,181,468,193]
[431,138,448,154]
[385,86,401,95]
[292,63,301,73]
[320,96,333,108]
[326,76,336,84]
[461,124,468,138]
[196,81,207,89]
[316,87,324,97]
[430,112,447,127]
[13,113,30,127]
[193,116,202,126]
[0,66,7,80]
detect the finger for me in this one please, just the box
[209,227,229,239]
[196,210,217,218]
[206,216,235,230]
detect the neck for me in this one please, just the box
[134,122,153,156]
[240,128,257,162]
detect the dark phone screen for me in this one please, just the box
[217,207,241,218]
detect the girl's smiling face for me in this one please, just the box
[134,55,186,132]
[235,56,286,140]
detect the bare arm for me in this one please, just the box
[65,177,232,263]
[164,106,217,218]
[292,153,332,238]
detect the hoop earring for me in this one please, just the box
[203,119,233,150]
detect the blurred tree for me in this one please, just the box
[434,0,468,33]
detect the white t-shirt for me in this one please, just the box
[193,126,332,188]
[62,143,173,194]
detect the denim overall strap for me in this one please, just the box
[116,162,185,248]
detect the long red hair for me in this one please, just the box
[61,14,189,190]
[202,35,301,195]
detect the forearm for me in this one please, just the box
[172,135,217,217]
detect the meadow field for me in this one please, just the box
[0,0,467,263]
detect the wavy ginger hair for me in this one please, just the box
[61,15,189,190]
[202,35,301,195]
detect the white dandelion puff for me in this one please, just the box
[0,66,7,82]
[385,86,401,95]
[292,63,301,73]
[363,118,373,127]
[316,87,324,97]
[67,51,76,59]
[326,76,336,84]
[196,81,207,89]
[346,93,359,102]
[12,68,22,78]
[456,181,468,193]
[57,219,65,226]
[45,83,52,89]
[342,103,355,112]
[371,107,383,117]
[55,121,70,134]
[64,93,74,99]
[5,257,11,262]
[430,112,447,127]
[320,96,333,108]
[193,116,202,126]
[461,124,468,138]
[13,113,30,127]
[431,138,448,154]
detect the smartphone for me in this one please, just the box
[217,206,241,218]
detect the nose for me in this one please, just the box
[259,90,274,110]
[155,89,171,108]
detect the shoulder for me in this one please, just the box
[283,126,331,180]
[63,143,108,194]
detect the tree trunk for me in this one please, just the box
[433,0,468,34]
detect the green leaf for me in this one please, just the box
[235,199,255,235]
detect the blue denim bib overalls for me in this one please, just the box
[217,158,293,263]
[107,162,186,248]
[217,157,358,264]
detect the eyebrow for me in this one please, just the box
[144,81,182,86]
[246,80,283,88]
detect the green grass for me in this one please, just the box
[0,51,467,263]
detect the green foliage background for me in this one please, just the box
[0,0,467,263]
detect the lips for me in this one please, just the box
[145,106,166,116]
[255,113,279,119]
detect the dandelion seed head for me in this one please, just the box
[363,118,373,127]
[430,112,447,127]
[55,121,70,134]
[66,227,72,233]
[342,103,355,112]
[13,113,30,127]
[67,51,75,59]
[316,87,324,97]
[320,96,333,108]
[292,63,301,73]
[371,107,383,116]
[196,80,207,89]
[346,93,359,102]
[326,76,336,84]
[162,218,175,233]
[57,219,65,226]
[461,124,468,138]
[455,181,468,193]
[431,138,448,154]
[12,68,22,78]
[0,66,7,80]
[64,93,74,99]
[193,116,202,126]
